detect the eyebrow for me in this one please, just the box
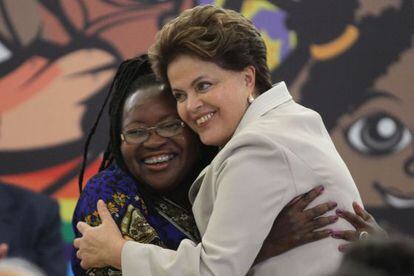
[123,115,179,128]
[365,89,400,102]
[172,75,206,92]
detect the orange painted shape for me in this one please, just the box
[54,157,101,198]
[0,157,81,192]
[0,56,61,113]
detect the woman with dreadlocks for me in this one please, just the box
[71,54,343,275]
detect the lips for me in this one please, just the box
[195,112,215,126]
[143,154,175,165]
[373,182,414,208]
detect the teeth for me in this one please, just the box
[143,154,174,165]
[196,112,214,125]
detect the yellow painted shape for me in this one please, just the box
[58,198,77,223]
[289,31,298,49]
[241,0,277,19]
[213,0,225,7]
[262,31,281,71]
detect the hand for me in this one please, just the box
[0,243,8,259]
[255,185,337,263]
[331,201,388,252]
[73,200,126,269]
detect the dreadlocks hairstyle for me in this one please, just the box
[78,54,218,193]
[78,54,159,192]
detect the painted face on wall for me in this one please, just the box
[167,55,255,146]
[330,43,414,208]
[120,86,199,193]
[0,0,194,194]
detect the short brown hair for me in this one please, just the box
[148,5,272,94]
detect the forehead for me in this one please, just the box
[124,84,166,109]
[373,46,414,103]
[167,55,223,87]
[122,86,177,122]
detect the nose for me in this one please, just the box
[186,93,203,113]
[404,154,414,177]
[142,130,167,148]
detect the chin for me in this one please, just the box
[200,133,224,146]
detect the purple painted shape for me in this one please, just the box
[251,9,293,60]
[197,0,214,5]
[64,243,74,262]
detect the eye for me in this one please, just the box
[172,92,186,103]
[196,81,212,92]
[125,128,147,137]
[345,113,412,156]
[159,120,182,130]
[0,41,12,63]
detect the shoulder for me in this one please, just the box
[73,165,142,226]
[0,183,58,211]
[80,165,139,201]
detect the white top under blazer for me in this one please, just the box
[122,82,362,276]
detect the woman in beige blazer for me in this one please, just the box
[74,5,383,276]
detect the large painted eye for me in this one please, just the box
[0,41,12,63]
[345,113,412,156]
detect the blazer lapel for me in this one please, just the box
[234,81,292,135]
[188,165,209,205]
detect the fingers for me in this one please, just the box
[294,185,325,210]
[298,229,332,245]
[336,209,365,229]
[97,199,112,222]
[331,230,358,242]
[352,202,371,221]
[285,194,303,207]
[306,215,338,231]
[0,243,8,259]
[304,201,337,220]
[77,221,91,235]
[338,243,351,253]
[73,238,81,249]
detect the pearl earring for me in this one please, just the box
[248,94,255,104]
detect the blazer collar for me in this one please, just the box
[188,165,209,204]
[234,81,292,136]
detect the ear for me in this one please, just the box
[242,65,256,91]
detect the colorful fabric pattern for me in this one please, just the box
[71,164,199,275]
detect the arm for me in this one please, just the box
[75,132,298,275]
[72,175,130,275]
[35,198,66,276]
[255,185,338,263]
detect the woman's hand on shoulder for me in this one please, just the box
[255,185,337,263]
[331,202,388,251]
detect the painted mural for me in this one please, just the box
[1,0,413,272]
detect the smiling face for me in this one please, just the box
[330,44,414,208]
[120,85,199,193]
[167,55,256,146]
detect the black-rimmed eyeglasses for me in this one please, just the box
[120,119,185,144]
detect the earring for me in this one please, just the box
[248,94,255,104]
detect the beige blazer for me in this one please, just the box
[122,82,362,276]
